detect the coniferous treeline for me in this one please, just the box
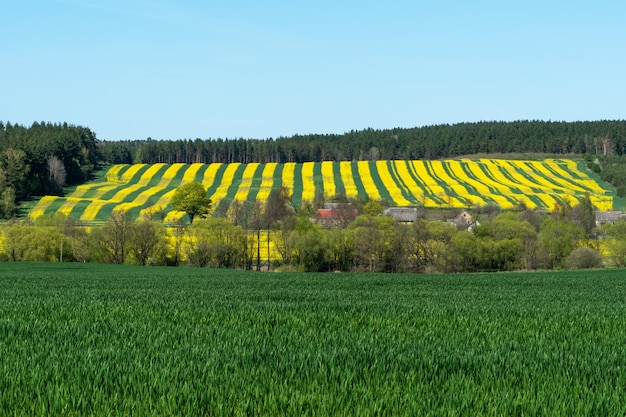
[98,120,626,165]
[3,119,626,218]
[0,121,99,217]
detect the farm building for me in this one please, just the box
[448,210,475,230]
[316,203,358,228]
[384,207,419,223]
[595,210,626,226]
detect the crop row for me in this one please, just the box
[1,263,626,415]
[29,159,616,222]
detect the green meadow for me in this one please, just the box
[1,263,625,416]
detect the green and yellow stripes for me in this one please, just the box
[82,164,181,221]
[375,161,412,206]
[339,162,360,200]
[449,160,511,208]
[28,196,59,219]
[207,163,243,209]
[301,162,316,203]
[28,158,616,222]
[233,163,261,203]
[256,163,279,203]
[394,161,437,206]
[356,161,382,201]
[202,163,223,188]
[321,161,336,198]
[104,164,127,183]
[424,161,471,207]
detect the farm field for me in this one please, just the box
[1,263,625,416]
[28,158,617,222]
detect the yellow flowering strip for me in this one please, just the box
[54,198,81,216]
[410,161,444,197]
[446,160,495,207]
[339,161,359,199]
[356,161,381,201]
[426,161,471,208]
[161,163,186,181]
[525,160,586,194]
[491,160,586,208]
[120,164,147,183]
[394,161,437,206]
[375,161,411,206]
[202,163,223,188]
[112,164,180,212]
[105,164,127,183]
[546,160,611,203]
[511,161,592,208]
[126,164,206,218]
[282,162,296,192]
[72,167,127,198]
[208,163,241,208]
[80,199,109,221]
[163,206,187,223]
[464,160,539,209]
[233,163,260,202]
[182,163,204,184]
[591,196,613,211]
[484,160,548,207]
[256,163,278,202]
[28,196,59,219]
[301,162,316,203]
[321,161,336,198]
[505,161,565,194]
[120,164,189,216]
[85,164,170,219]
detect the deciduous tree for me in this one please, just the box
[171,182,212,224]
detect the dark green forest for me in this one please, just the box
[98,120,626,164]
[0,121,99,218]
[2,119,626,219]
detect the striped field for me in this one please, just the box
[29,159,617,222]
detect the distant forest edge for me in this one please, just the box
[2,119,626,219]
[98,120,626,164]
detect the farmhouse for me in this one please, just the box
[448,210,475,230]
[315,203,358,228]
[595,210,626,226]
[384,207,419,223]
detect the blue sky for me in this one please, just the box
[2,0,625,141]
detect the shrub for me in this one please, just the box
[566,246,603,269]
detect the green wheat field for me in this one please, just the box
[1,263,625,416]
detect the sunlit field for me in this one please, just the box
[29,158,616,222]
[1,263,625,416]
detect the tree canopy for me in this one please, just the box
[97,120,626,165]
[0,121,99,218]
[170,182,212,223]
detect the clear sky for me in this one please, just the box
[2,0,625,141]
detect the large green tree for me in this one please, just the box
[170,182,212,224]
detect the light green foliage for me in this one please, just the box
[538,218,586,269]
[1,264,626,415]
[171,182,212,223]
[598,220,626,267]
[2,224,65,262]
[362,200,383,216]
[187,218,247,268]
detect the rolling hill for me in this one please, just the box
[29,158,618,223]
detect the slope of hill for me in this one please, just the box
[29,159,617,223]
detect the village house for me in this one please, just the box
[315,203,358,228]
[448,210,475,230]
[595,210,626,227]
[383,207,419,223]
